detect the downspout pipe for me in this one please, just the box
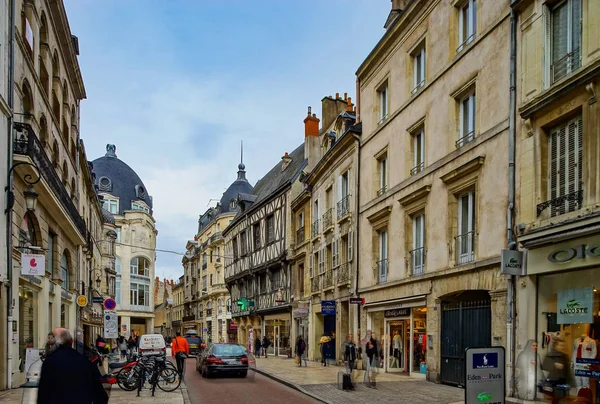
[6,0,17,390]
[507,8,518,397]
[352,77,361,348]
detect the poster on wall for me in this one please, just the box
[24,348,43,383]
[21,254,45,276]
[104,310,118,339]
[557,287,593,324]
[249,328,254,354]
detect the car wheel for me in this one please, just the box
[201,366,206,378]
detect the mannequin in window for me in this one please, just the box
[390,329,402,368]
[572,333,597,390]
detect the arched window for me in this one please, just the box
[51,50,60,121]
[206,302,212,316]
[22,80,34,118]
[62,161,68,184]
[19,212,37,248]
[115,257,121,274]
[52,139,59,166]
[218,299,223,315]
[130,256,150,277]
[70,178,76,198]
[39,115,48,146]
[39,13,49,95]
[226,298,231,314]
[60,251,70,290]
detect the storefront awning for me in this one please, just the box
[364,294,427,312]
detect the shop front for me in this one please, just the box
[365,296,428,377]
[263,313,292,357]
[292,302,309,343]
[227,319,237,343]
[517,235,600,402]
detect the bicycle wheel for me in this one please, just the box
[117,367,138,391]
[156,368,181,392]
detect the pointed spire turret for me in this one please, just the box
[237,140,247,180]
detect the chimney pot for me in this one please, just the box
[312,114,316,118]
[336,92,340,99]
[344,93,348,100]
[307,106,312,115]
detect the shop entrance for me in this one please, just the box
[440,291,491,386]
[323,315,336,361]
[385,319,407,373]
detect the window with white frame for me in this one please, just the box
[130,282,150,307]
[377,153,388,196]
[411,128,425,175]
[546,0,581,85]
[318,249,325,275]
[103,198,118,214]
[226,299,231,313]
[378,229,388,283]
[131,202,149,213]
[412,45,426,94]
[546,116,583,217]
[116,279,121,305]
[457,191,475,264]
[115,228,121,243]
[457,90,476,147]
[130,256,150,277]
[411,213,425,275]
[202,276,207,291]
[115,256,121,274]
[347,230,353,262]
[378,82,388,124]
[458,0,477,52]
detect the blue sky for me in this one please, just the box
[64,0,390,281]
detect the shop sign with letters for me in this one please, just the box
[557,287,593,324]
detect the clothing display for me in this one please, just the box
[572,335,597,389]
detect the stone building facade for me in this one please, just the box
[356,0,510,384]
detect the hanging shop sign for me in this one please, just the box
[293,303,309,318]
[465,346,505,404]
[104,310,118,339]
[384,308,410,318]
[321,300,336,316]
[557,287,593,324]
[76,295,88,307]
[350,297,365,305]
[21,253,45,276]
[500,250,525,276]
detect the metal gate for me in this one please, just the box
[440,297,491,386]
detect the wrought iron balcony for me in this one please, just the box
[13,123,86,238]
[296,226,305,244]
[377,259,388,284]
[455,231,475,265]
[410,247,425,275]
[377,186,388,197]
[311,277,320,293]
[311,219,320,238]
[337,262,350,285]
[537,190,583,217]
[323,271,333,289]
[322,208,333,230]
[455,131,475,148]
[182,314,195,322]
[410,162,424,176]
[551,47,581,84]
[337,195,351,218]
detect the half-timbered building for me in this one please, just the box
[224,144,306,356]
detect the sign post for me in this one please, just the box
[465,346,505,404]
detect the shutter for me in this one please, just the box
[348,231,353,262]
[337,175,342,208]
[542,4,551,88]
[309,253,314,278]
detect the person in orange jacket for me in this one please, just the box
[171,332,190,375]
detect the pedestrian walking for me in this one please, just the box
[319,334,331,367]
[42,332,57,360]
[262,335,270,358]
[295,336,307,367]
[343,333,357,376]
[172,331,190,375]
[365,331,381,388]
[118,336,128,360]
[37,328,108,404]
[254,336,262,356]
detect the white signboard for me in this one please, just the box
[21,254,45,276]
[24,348,43,382]
[104,310,118,339]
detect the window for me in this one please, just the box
[412,214,425,275]
[102,198,118,214]
[202,253,207,269]
[297,212,304,229]
[210,274,214,286]
[202,276,207,291]
[347,230,353,262]
[115,257,121,274]
[115,228,121,243]
[266,214,275,243]
[377,153,388,196]
[259,274,267,294]
[337,171,351,218]
[226,299,231,313]
[378,81,389,124]
[309,253,314,278]
[130,283,150,307]
[457,90,476,147]
[378,229,388,283]
[332,239,340,268]
[216,246,221,262]
[19,213,37,248]
[240,231,248,255]
[457,191,475,264]
[412,45,426,94]
[546,116,583,217]
[116,279,121,305]
[232,237,238,260]
[318,249,325,275]
[60,252,70,290]
[130,256,150,277]
[131,202,149,213]
[271,269,281,290]
[48,232,55,276]
[218,299,223,315]
[547,0,581,84]
[253,222,261,250]
[411,128,425,175]
[458,0,477,52]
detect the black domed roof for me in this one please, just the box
[91,144,153,216]
[219,163,253,215]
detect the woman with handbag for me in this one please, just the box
[172,332,190,375]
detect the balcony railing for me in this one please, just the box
[311,219,320,238]
[377,259,388,283]
[210,232,223,244]
[537,189,583,218]
[410,247,425,275]
[455,231,475,265]
[322,209,333,230]
[182,314,195,322]
[13,123,86,238]
[311,277,320,293]
[296,227,305,244]
[337,195,351,218]
[455,131,475,148]
[377,186,388,197]
[323,271,333,288]
[410,162,424,176]
[551,47,581,84]
[337,262,350,285]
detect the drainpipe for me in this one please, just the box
[351,130,361,346]
[6,0,17,390]
[507,8,518,397]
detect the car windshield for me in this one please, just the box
[213,345,246,356]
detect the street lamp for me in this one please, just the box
[91,268,103,293]
[5,162,41,214]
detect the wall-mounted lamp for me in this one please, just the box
[5,162,41,213]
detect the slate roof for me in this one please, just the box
[219,164,253,215]
[92,144,153,216]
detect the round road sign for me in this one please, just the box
[103,298,116,311]
[76,295,88,307]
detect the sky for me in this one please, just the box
[63,0,390,281]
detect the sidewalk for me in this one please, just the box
[252,356,465,404]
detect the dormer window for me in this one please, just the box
[131,202,150,213]
[98,176,112,192]
[229,199,237,210]
[135,185,146,200]
[102,198,118,214]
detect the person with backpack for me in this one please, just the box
[295,336,307,367]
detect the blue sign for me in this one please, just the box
[321,300,336,316]
[103,298,116,311]
[473,352,498,369]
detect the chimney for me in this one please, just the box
[281,152,292,171]
[304,106,320,137]
[321,93,352,131]
[347,97,353,112]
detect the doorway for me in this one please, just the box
[386,319,407,373]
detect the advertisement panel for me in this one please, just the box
[465,346,505,404]
[104,310,118,339]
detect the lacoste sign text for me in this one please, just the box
[548,244,600,263]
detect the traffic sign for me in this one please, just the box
[76,295,88,307]
[92,297,104,304]
[103,298,116,311]
[104,310,118,339]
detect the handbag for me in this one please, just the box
[174,337,187,359]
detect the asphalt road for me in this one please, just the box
[183,358,317,404]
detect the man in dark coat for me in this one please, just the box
[37,328,108,404]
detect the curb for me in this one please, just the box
[251,367,332,404]
[180,379,191,404]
